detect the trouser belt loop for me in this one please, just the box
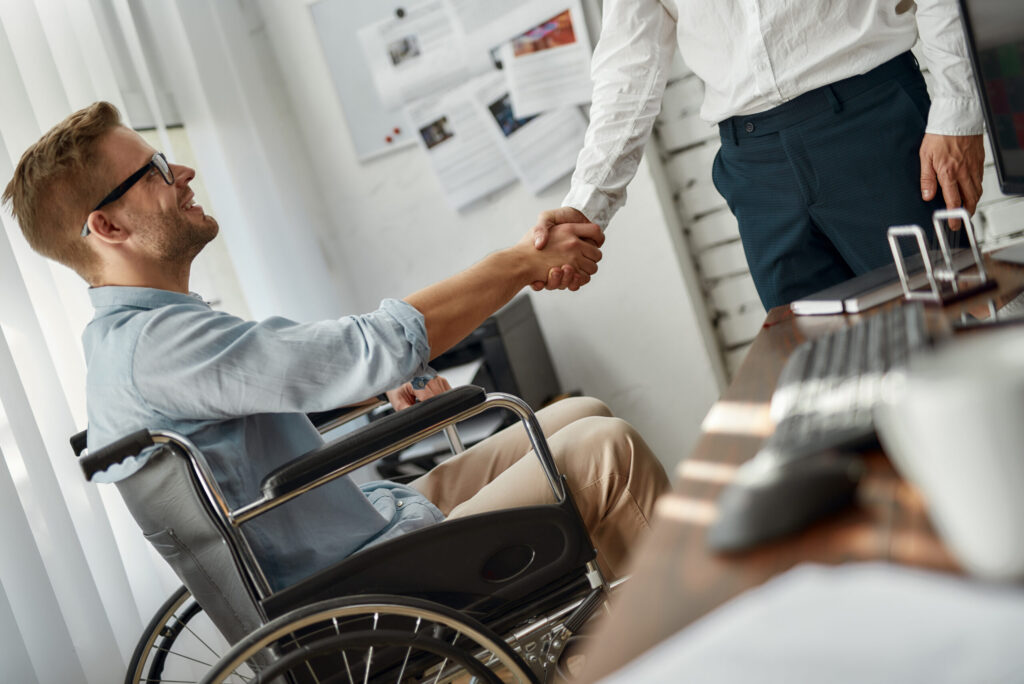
[729,117,739,145]
[825,85,843,114]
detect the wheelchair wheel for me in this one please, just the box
[126,585,254,684]
[201,594,538,684]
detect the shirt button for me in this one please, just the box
[745,122,755,133]
[397,500,404,508]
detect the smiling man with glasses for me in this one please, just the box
[1,101,668,607]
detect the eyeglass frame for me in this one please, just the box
[81,152,174,237]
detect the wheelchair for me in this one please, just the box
[76,387,620,683]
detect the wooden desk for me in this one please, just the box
[578,258,1024,682]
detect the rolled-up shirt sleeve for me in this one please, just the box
[562,0,678,229]
[915,0,985,136]
[133,298,431,420]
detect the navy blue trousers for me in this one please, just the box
[711,52,947,310]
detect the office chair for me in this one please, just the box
[76,387,615,683]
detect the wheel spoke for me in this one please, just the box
[431,629,461,684]
[304,658,321,683]
[394,617,421,684]
[342,650,355,684]
[177,614,222,660]
[152,645,215,668]
[362,613,379,684]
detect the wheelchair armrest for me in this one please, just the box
[260,385,486,499]
[78,429,155,481]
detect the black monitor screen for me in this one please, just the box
[959,0,1024,194]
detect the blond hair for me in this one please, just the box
[2,102,123,283]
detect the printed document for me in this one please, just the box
[472,73,587,194]
[359,0,468,109]
[497,2,593,118]
[443,0,579,73]
[407,78,517,210]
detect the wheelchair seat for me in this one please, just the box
[79,387,612,683]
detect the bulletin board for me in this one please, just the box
[310,0,417,162]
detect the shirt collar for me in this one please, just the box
[88,286,209,310]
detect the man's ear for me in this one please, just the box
[85,210,129,245]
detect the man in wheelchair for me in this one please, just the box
[5,101,668,598]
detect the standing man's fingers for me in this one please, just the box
[920,133,986,230]
[959,169,982,215]
[531,219,552,250]
[920,156,939,203]
[531,207,592,250]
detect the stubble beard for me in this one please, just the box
[140,210,220,265]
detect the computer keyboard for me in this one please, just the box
[708,303,930,552]
[765,301,928,462]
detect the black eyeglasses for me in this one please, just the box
[81,152,174,237]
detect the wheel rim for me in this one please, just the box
[201,596,536,684]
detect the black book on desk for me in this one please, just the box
[791,249,975,315]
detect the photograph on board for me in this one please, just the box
[488,93,538,136]
[420,116,455,148]
[512,10,576,56]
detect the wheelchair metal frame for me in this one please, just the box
[150,392,599,615]
[82,388,613,682]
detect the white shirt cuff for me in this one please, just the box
[926,97,985,136]
[562,183,620,230]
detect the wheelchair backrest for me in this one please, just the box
[115,443,265,643]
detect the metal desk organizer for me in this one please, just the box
[887,208,996,305]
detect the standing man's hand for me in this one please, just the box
[920,133,985,228]
[529,207,602,291]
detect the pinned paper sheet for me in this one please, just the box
[444,0,584,72]
[406,77,518,210]
[498,1,593,118]
[472,72,587,195]
[358,1,471,109]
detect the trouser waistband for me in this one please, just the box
[718,51,921,142]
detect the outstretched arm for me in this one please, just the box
[404,222,603,358]
[530,0,677,290]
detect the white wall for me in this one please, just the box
[252,0,722,467]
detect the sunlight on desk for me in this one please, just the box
[676,459,738,485]
[700,401,773,437]
[655,494,717,526]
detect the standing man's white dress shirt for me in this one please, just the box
[563,0,984,229]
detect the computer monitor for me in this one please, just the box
[958,0,1024,195]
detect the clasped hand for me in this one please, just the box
[527,207,603,291]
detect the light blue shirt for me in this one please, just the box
[83,286,444,590]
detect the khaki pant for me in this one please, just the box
[410,397,669,578]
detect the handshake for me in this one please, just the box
[525,206,603,292]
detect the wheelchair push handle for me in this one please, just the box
[78,429,155,481]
